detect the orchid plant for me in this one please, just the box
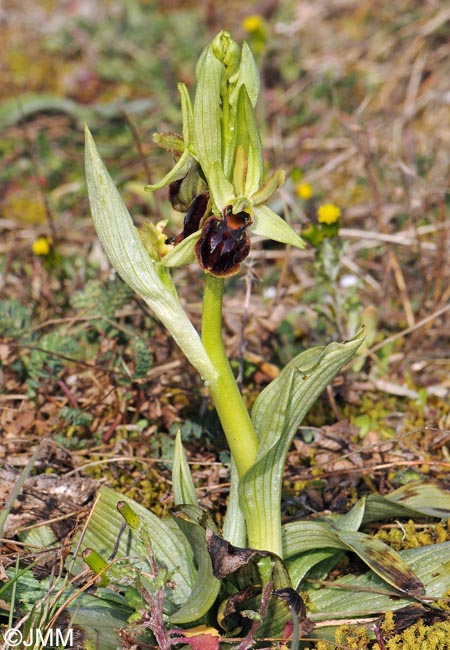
[83,31,450,647]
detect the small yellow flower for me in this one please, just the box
[295,182,313,200]
[32,236,52,256]
[242,14,264,33]
[317,203,341,224]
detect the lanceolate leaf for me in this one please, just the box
[222,459,247,547]
[363,483,450,523]
[240,330,365,555]
[169,505,221,624]
[305,542,450,622]
[283,519,425,597]
[84,126,217,386]
[72,486,196,611]
[284,489,450,592]
[172,430,199,507]
[334,530,423,597]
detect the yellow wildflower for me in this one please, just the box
[317,203,341,224]
[32,236,52,256]
[242,14,264,33]
[295,182,313,200]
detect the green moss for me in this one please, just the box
[373,520,450,551]
[335,625,370,649]
[383,619,450,650]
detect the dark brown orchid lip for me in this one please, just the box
[194,206,252,277]
[166,192,210,245]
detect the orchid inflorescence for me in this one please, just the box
[143,29,305,277]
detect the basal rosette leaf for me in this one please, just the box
[283,487,450,591]
[72,486,196,612]
[283,520,423,597]
[173,430,199,507]
[169,505,221,624]
[304,542,450,623]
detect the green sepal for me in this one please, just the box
[251,205,305,249]
[229,41,260,108]
[232,145,247,197]
[152,131,185,154]
[179,82,194,148]
[169,161,208,212]
[251,169,286,205]
[144,147,191,192]
[161,230,201,268]
[208,161,236,213]
[231,85,263,196]
[172,430,199,507]
[194,46,223,178]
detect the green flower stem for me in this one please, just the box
[201,274,259,478]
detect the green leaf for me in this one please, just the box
[71,486,196,612]
[283,520,423,597]
[222,459,247,547]
[333,496,366,531]
[2,569,143,650]
[240,330,365,555]
[173,430,199,507]
[284,488,450,592]
[337,530,423,597]
[169,505,221,624]
[251,205,305,249]
[305,542,450,622]
[285,548,343,590]
[363,483,450,523]
[85,126,218,385]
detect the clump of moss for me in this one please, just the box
[374,618,450,650]
[373,519,450,551]
[335,625,370,649]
